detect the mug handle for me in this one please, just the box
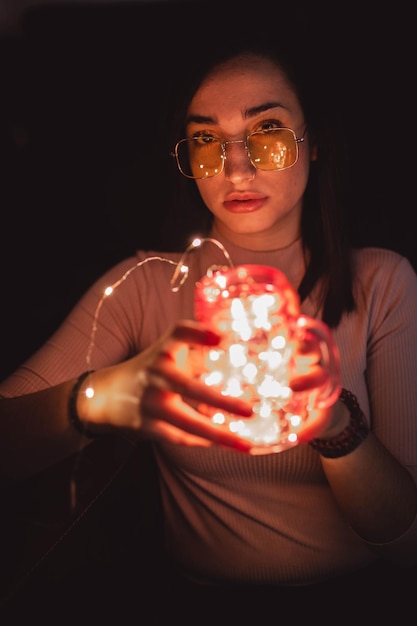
[293,315,341,409]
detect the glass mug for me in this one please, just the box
[194,264,341,454]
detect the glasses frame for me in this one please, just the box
[172,127,306,179]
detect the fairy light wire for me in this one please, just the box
[169,237,234,293]
[85,256,177,371]
[85,237,233,370]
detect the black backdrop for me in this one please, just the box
[1,1,415,381]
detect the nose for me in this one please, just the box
[223,139,256,182]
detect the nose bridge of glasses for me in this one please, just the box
[221,138,257,178]
[224,138,248,150]
[223,137,252,163]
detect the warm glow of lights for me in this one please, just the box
[78,244,338,462]
[194,264,341,454]
[289,414,302,427]
[212,412,226,425]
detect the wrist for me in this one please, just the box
[309,388,369,458]
[68,371,98,438]
[318,396,351,440]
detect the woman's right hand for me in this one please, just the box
[78,320,253,452]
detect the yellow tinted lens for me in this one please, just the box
[182,137,223,178]
[248,129,297,171]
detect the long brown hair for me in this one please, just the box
[159,28,355,327]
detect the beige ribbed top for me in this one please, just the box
[2,228,417,583]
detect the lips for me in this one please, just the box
[223,192,267,213]
[223,196,266,213]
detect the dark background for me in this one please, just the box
[1,1,415,381]
[1,1,416,616]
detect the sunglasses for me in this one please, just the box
[172,127,306,179]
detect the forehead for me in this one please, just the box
[188,54,300,117]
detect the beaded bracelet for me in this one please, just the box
[68,370,97,438]
[309,388,370,458]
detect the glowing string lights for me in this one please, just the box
[82,238,340,454]
[68,238,339,509]
[194,264,341,454]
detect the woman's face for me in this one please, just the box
[186,53,316,251]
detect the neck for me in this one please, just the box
[211,222,301,252]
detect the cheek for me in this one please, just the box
[195,179,218,209]
[284,157,311,196]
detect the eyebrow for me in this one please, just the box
[245,101,288,118]
[186,101,287,125]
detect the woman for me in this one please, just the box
[1,32,416,622]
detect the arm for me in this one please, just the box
[321,430,417,545]
[296,387,417,558]
[0,320,253,484]
[301,253,417,564]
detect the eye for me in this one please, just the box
[191,133,220,145]
[255,119,284,132]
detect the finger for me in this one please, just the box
[297,406,332,442]
[295,334,322,357]
[145,418,251,453]
[145,419,213,448]
[141,387,252,451]
[289,365,330,393]
[170,320,221,346]
[146,363,253,417]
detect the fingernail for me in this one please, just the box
[204,329,221,345]
[233,439,252,452]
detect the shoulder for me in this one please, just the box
[91,249,184,289]
[351,246,417,313]
[352,246,416,285]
